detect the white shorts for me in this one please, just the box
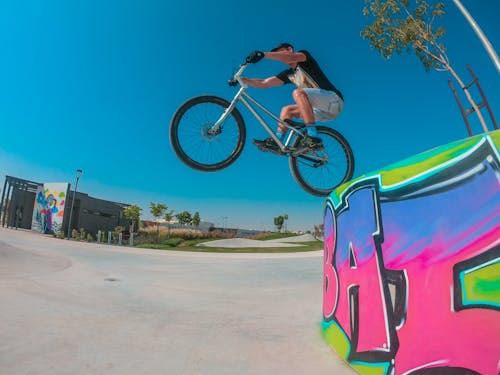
[303,88,344,122]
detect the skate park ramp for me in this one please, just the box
[322,130,500,375]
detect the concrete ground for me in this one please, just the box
[0,227,355,375]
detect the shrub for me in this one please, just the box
[160,237,184,247]
[98,230,106,243]
[133,226,235,246]
[79,228,85,241]
[114,226,125,236]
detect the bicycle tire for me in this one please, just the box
[170,95,246,172]
[289,126,354,197]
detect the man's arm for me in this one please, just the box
[264,51,306,65]
[241,76,284,88]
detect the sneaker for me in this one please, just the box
[252,138,283,154]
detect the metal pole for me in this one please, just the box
[0,177,7,227]
[4,183,12,228]
[67,169,83,239]
[448,78,474,136]
[452,0,500,75]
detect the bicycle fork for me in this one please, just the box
[209,87,246,135]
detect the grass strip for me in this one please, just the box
[137,240,323,253]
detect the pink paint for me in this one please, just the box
[323,222,338,320]
[394,259,499,375]
[323,153,500,374]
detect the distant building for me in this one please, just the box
[0,175,130,236]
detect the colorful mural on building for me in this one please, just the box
[31,183,69,234]
[323,130,500,375]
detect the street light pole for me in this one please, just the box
[67,169,83,239]
[452,0,500,75]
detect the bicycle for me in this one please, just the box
[169,62,355,197]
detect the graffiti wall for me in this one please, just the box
[323,131,500,375]
[32,183,69,234]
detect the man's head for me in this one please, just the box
[271,42,294,53]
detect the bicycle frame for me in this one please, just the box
[211,63,306,153]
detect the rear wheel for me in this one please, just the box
[289,126,354,196]
[170,95,246,172]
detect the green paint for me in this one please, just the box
[331,130,500,209]
[462,259,500,307]
[490,129,500,147]
[322,321,390,375]
[375,136,480,186]
[322,320,350,359]
[351,362,390,375]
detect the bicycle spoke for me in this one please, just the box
[183,108,235,162]
[171,96,246,171]
[289,126,354,196]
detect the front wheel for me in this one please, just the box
[289,126,355,197]
[170,95,246,172]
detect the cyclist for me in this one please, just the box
[242,43,344,154]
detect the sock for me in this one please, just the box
[306,125,317,138]
[275,131,285,140]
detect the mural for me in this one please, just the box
[32,183,69,234]
[323,131,500,375]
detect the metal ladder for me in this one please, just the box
[448,64,498,136]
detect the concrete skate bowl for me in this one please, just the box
[322,130,499,375]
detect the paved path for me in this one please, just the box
[0,227,355,375]
[198,233,318,248]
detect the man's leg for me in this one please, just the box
[252,105,302,153]
[278,105,301,135]
[292,88,319,139]
[292,89,315,125]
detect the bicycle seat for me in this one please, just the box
[284,119,306,129]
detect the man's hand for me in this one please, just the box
[246,51,265,64]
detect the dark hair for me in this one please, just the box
[271,42,294,52]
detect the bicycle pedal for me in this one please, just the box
[291,150,306,157]
[266,147,285,156]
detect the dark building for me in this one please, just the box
[67,191,130,235]
[0,175,131,235]
[0,176,40,229]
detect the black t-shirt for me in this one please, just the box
[275,50,343,100]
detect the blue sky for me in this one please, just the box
[1,0,499,231]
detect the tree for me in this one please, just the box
[164,209,175,238]
[192,211,201,227]
[361,0,488,132]
[176,211,192,226]
[283,214,289,233]
[123,205,142,233]
[274,215,284,232]
[150,202,167,239]
[314,224,324,240]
